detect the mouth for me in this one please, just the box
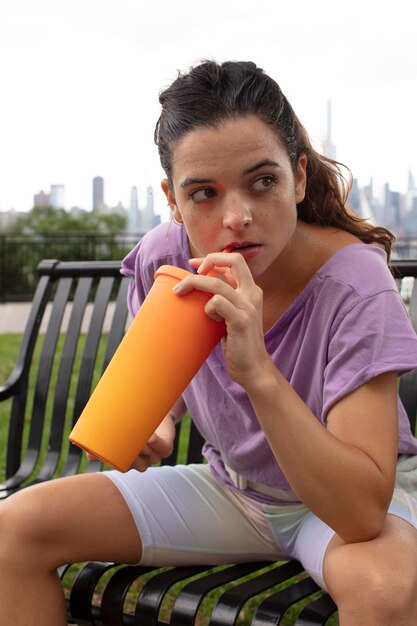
[225,242,258,252]
[223,242,261,259]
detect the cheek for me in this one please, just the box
[266,200,297,227]
[268,206,297,244]
[182,220,217,256]
[184,212,218,236]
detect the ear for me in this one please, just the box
[294,153,308,204]
[161,179,183,223]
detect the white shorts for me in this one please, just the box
[104,463,417,591]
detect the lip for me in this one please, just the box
[223,242,261,259]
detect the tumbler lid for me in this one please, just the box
[154,265,192,281]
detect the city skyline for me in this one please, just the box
[32,177,160,214]
[25,164,417,214]
[34,176,162,231]
[7,95,417,224]
[5,167,417,229]
[1,0,416,219]
[2,169,417,240]
[1,119,416,222]
[22,98,417,226]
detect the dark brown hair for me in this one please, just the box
[155,59,394,260]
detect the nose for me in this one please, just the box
[222,196,253,231]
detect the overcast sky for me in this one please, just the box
[0,0,416,220]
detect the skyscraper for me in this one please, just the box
[406,169,417,212]
[50,185,65,209]
[408,170,416,194]
[128,186,141,233]
[33,189,51,207]
[323,100,336,160]
[143,185,160,230]
[93,176,104,210]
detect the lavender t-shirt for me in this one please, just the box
[122,221,417,503]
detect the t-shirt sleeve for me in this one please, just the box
[322,289,417,419]
[120,220,190,320]
[120,239,150,319]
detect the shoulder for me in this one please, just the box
[316,244,396,299]
[121,220,190,280]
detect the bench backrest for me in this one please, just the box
[394,260,417,433]
[1,258,417,485]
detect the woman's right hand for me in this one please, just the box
[86,399,184,471]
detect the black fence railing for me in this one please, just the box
[0,232,416,302]
[393,238,417,261]
[0,232,145,302]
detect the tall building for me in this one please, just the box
[128,186,141,233]
[93,176,104,210]
[348,178,361,213]
[142,185,160,230]
[33,189,51,207]
[406,169,417,212]
[50,185,65,209]
[408,169,416,194]
[380,182,402,231]
[323,100,336,160]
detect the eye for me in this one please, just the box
[252,175,277,192]
[188,188,216,203]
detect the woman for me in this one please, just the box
[1,59,417,626]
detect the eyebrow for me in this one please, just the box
[243,159,281,174]
[180,177,214,189]
[179,159,281,189]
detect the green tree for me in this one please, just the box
[1,207,131,300]
[7,205,126,234]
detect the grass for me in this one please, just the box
[0,332,338,625]
[0,331,107,479]
[0,333,22,477]
[0,333,20,383]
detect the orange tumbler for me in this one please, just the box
[69,265,226,471]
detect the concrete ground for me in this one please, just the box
[0,302,31,333]
[0,302,121,334]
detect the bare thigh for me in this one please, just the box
[1,473,142,568]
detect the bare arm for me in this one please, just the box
[246,364,398,543]
[176,251,399,543]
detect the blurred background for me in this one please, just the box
[1,0,416,302]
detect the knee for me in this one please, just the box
[0,488,47,566]
[325,548,417,619]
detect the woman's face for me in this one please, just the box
[162,114,307,281]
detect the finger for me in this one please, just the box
[195,251,254,290]
[189,259,238,288]
[147,432,173,459]
[188,247,232,271]
[129,454,152,473]
[173,273,239,305]
[138,444,159,465]
[174,271,252,316]
[205,294,251,327]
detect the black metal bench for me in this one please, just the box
[0,257,416,626]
